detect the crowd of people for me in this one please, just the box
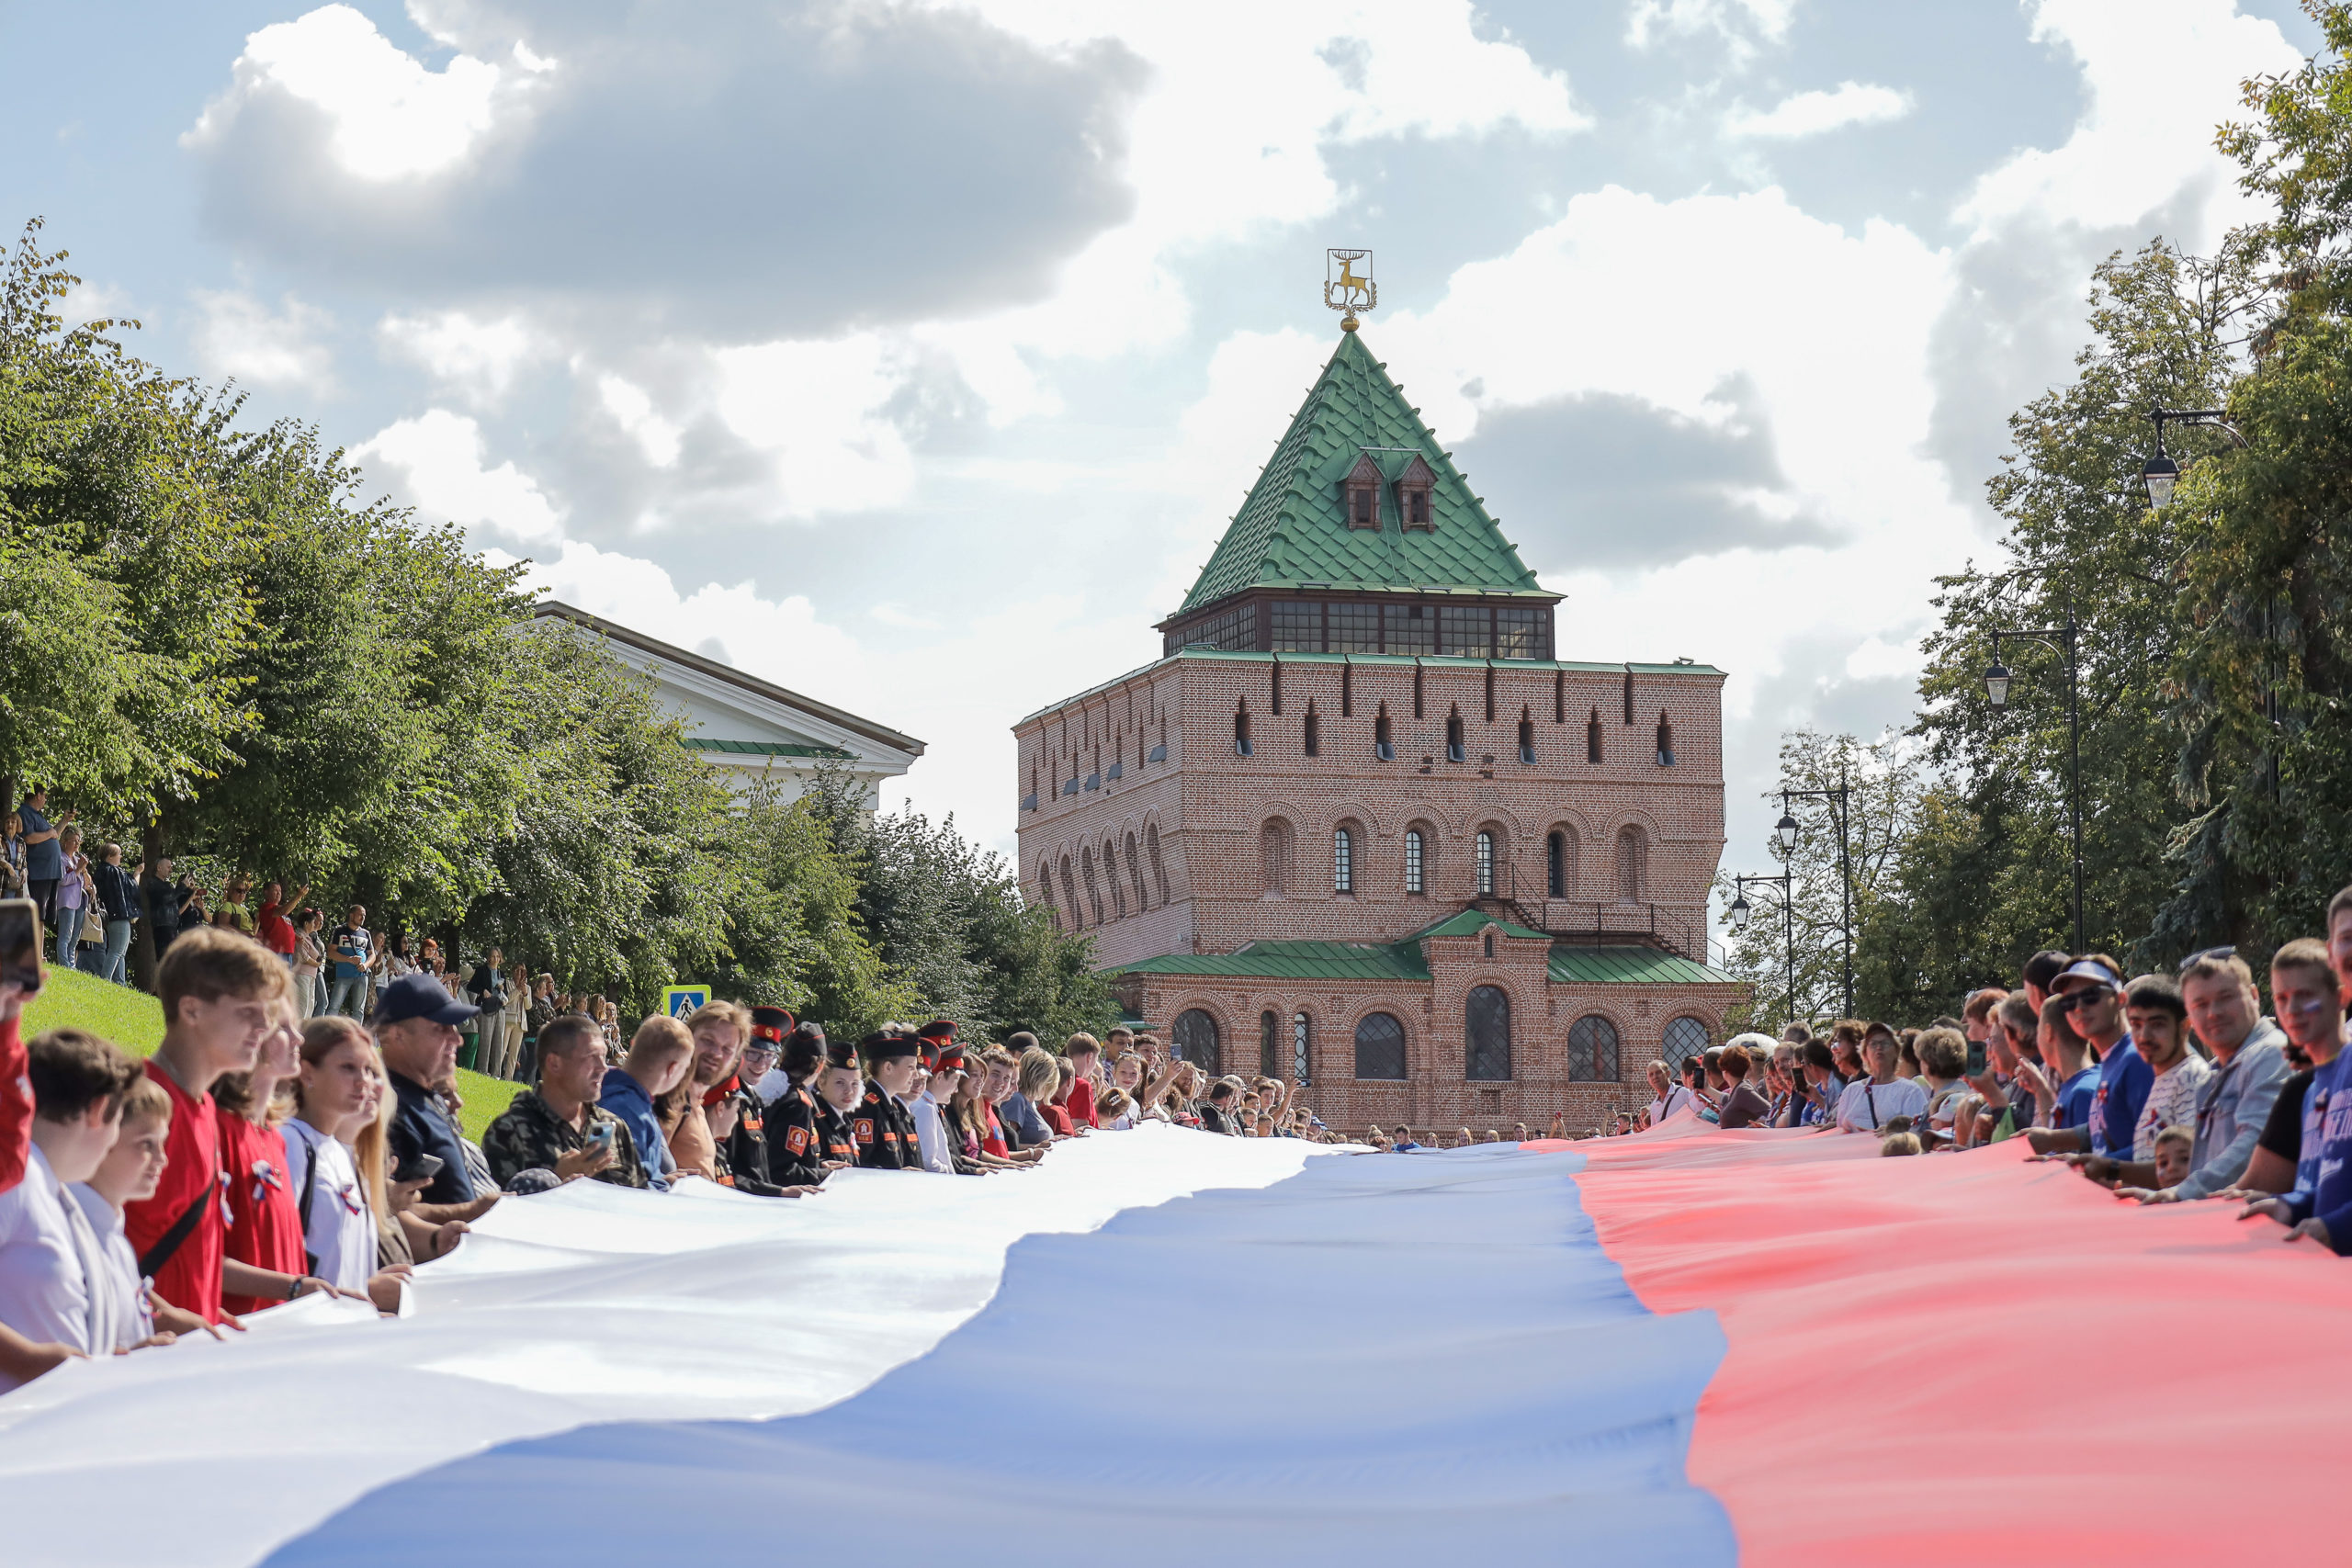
[0,909,1362,1393]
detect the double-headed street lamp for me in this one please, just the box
[1772,781,1853,1019]
[1983,605,2084,953]
[1726,871,1795,1032]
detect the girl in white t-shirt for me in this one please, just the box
[284,1020,382,1296]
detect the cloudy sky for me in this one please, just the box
[0,0,2320,923]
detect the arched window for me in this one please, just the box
[1125,831,1146,910]
[1465,986,1511,1080]
[1404,829,1426,895]
[1036,863,1058,930]
[1518,712,1535,764]
[1546,831,1566,898]
[1146,823,1169,905]
[1292,1011,1312,1084]
[1106,841,1125,919]
[1656,712,1675,766]
[1173,1010,1222,1076]
[1234,703,1252,757]
[1663,1016,1712,1071]
[1567,1015,1620,1082]
[1476,829,1495,896]
[1354,1012,1406,1080]
[1483,931,1494,958]
[1304,705,1320,757]
[1059,857,1080,926]
[1261,818,1293,897]
[1445,708,1464,763]
[1260,1010,1280,1078]
[1333,827,1354,894]
[1080,845,1104,926]
[1374,705,1394,761]
[1587,707,1603,764]
[1615,824,1647,902]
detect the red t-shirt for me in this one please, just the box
[218,1110,304,1315]
[981,1103,1008,1157]
[1067,1075,1098,1130]
[124,1061,228,1323]
[0,1013,28,1197]
[1041,1100,1075,1137]
[255,901,298,956]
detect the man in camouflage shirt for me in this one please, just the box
[481,1012,649,1190]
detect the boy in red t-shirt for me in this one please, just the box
[1063,1033,1102,1129]
[124,928,293,1324]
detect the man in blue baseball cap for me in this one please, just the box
[2025,955,2154,1163]
[373,972,489,1210]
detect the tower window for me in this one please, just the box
[1587,707,1603,764]
[1333,827,1353,893]
[1656,713,1675,766]
[1476,829,1495,896]
[1445,709,1464,763]
[1388,602,1434,657]
[1304,704,1320,758]
[1518,712,1535,764]
[1546,831,1566,898]
[1235,704,1252,757]
[1404,829,1425,895]
[1406,488,1429,528]
[1374,705,1394,761]
[1349,484,1378,528]
[1292,1011,1312,1084]
[1261,1010,1280,1078]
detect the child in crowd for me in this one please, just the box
[2153,1124,2195,1190]
[0,1029,145,1389]
[73,1071,174,1356]
[284,1018,387,1300]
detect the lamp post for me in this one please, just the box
[1774,780,1854,1018]
[1727,871,1796,1032]
[1983,604,2084,953]
[2142,403,2246,507]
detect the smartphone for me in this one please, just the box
[0,900,42,999]
[587,1121,616,1151]
[1965,1038,1987,1077]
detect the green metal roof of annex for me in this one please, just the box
[1175,329,1552,614]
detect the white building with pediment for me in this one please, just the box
[532,602,922,809]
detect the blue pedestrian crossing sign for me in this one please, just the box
[662,985,710,1020]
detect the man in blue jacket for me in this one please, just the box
[2245,939,2351,1250]
[598,1014,693,1191]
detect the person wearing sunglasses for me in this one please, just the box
[2021,957,2150,1162]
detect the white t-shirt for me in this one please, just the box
[1836,1076,1928,1133]
[67,1185,151,1352]
[2134,1052,2213,1161]
[1648,1086,1692,1125]
[0,1145,101,1389]
[282,1118,376,1292]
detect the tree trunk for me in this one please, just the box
[130,813,172,995]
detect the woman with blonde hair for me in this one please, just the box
[286,1018,410,1313]
[1017,1048,1074,1137]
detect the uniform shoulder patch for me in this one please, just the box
[785,1124,810,1156]
[853,1118,874,1145]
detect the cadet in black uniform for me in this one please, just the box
[765,1017,832,1188]
[713,1005,789,1196]
[854,1028,923,1170]
[812,1042,861,1169]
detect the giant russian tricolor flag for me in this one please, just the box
[3,1118,2347,1565]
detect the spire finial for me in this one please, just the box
[1326,248,1375,332]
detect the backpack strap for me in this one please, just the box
[137,1190,209,1280]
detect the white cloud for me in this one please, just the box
[190,288,335,390]
[710,336,919,518]
[1729,81,1912,140]
[186,3,524,181]
[378,309,546,404]
[1957,0,2300,243]
[354,409,563,543]
[595,373,684,468]
[1625,0,1797,54]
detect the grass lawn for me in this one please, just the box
[22,965,526,1141]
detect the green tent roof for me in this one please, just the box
[1176,330,1551,614]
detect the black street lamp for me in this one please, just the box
[1983,604,2084,953]
[2142,403,2246,507]
[1728,871,1796,1031]
[1778,780,1854,1018]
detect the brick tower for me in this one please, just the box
[1013,324,1744,1134]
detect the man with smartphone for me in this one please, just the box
[481,1013,648,1190]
